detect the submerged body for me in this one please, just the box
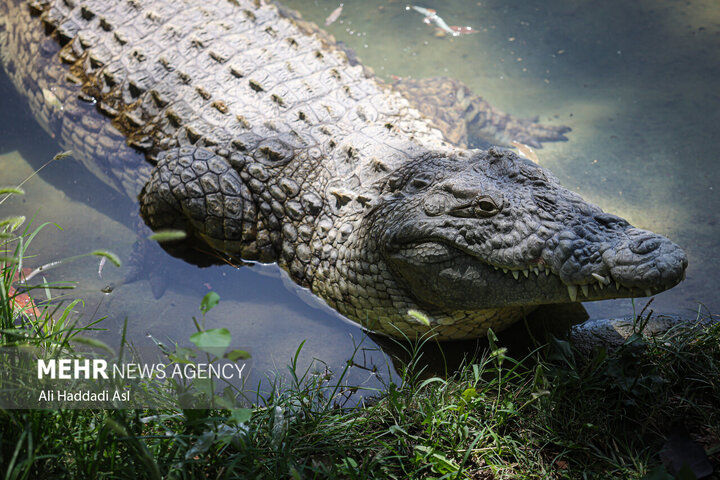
[0,0,687,339]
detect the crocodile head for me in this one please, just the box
[376,147,687,312]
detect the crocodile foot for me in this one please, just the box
[392,76,571,149]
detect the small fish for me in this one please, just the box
[406,5,459,37]
[429,13,458,37]
[512,140,540,164]
[408,5,437,25]
[325,3,343,26]
[407,5,436,17]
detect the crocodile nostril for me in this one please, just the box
[629,237,661,255]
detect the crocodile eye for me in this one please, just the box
[473,196,501,217]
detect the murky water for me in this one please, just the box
[1,0,718,390]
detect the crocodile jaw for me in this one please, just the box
[387,238,686,310]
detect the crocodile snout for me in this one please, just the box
[602,229,687,290]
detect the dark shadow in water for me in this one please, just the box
[369,303,589,379]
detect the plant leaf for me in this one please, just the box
[225,349,251,361]
[184,430,216,460]
[200,291,220,314]
[190,328,231,356]
[0,187,25,196]
[229,408,252,425]
[91,250,121,268]
[461,387,478,403]
[52,150,73,160]
[0,216,25,232]
[407,309,431,326]
[70,337,115,355]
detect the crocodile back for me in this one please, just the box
[0,0,445,198]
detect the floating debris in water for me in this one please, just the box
[406,5,460,37]
[512,140,539,164]
[325,3,343,26]
[98,255,106,279]
[42,88,63,111]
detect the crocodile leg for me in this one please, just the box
[129,146,254,296]
[391,76,571,148]
[138,146,261,264]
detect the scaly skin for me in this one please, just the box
[391,76,571,148]
[0,0,687,339]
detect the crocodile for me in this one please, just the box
[0,0,688,340]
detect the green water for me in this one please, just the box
[1,0,718,387]
[286,0,719,319]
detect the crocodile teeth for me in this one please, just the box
[512,270,519,280]
[581,285,589,297]
[615,281,621,290]
[523,269,529,278]
[533,267,539,276]
[645,289,652,297]
[567,285,578,302]
[503,268,509,274]
[493,265,499,270]
[591,273,610,285]
[545,269,550,277]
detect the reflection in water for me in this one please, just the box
[1,0,718,390]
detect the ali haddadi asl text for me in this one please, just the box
[38,389,129,402]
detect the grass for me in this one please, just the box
[1,189,718,479]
